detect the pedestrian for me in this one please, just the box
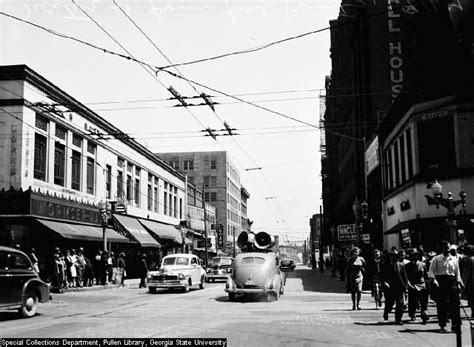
[67,249,78,288]
[367,249,384,308]
[108,251,116,283]
[29,248,40,274]
[101,251,109,285]
[76,248,85,287]
[428,240,463,333]
[51,253,63,292]
[405,248,429,323]
[460,245,474,318]
[58,252,67,290]
[138,253,148,288]
[345,247,366,310]
[93,250,102,285]
[117,252,127,287]
[83,255,94,287]
[381,249,408,325]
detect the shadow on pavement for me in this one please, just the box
[214,294,269,303]
[294,267,347,293]
[399,328,452,334]
[0,311,43,322]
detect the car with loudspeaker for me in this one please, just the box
[0,246,50,318]
[146,254,207,293]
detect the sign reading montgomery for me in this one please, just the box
[30,193,100,224]
[337,224,357,242]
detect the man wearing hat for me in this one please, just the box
[428,240,463,333]
[405,248,429,323]
[381,249,408,324]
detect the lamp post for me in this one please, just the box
[98,199,108,252]
[352,197,361,248]
[425,180,467,245]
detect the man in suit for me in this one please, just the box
[405,248,429,323]
[381,249,408,324]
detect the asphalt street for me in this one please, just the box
[0,266,472,347]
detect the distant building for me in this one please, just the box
[156,151,250,252]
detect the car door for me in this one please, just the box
[0,252,11,305]
[9,253,35,304]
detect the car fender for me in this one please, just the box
[22,278,50,303]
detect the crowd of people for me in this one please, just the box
[339,240,474,333]
[28,246,128,292]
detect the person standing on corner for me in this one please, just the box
[428,241,463,333]
[381,249,408,325]
[117,252,127,287]
[138,253,148,288]
[345,247,366,310]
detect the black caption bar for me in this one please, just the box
[0,338,227,347]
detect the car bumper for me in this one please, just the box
[207,274,229,280]
[147,280,187,288]
[225,287,277,294]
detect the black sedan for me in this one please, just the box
[280,259,296,272]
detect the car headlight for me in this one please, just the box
[178,273,185,280]
[206,269,211,273]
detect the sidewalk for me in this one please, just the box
[53,278,141,293]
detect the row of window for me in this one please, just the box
[204,176,217,188]
[383,127,414,191]
[228,193,240,210]
[34,114,96,194]
[227,178,240,197]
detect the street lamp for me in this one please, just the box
[98,199,109,252]
[425,180,467,244]
[352,197,361,248]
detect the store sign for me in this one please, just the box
[362,233,371,244]
[31,195,100,224]
[401,228,411,247]
[337,224,357,242]
[365,136,379,175]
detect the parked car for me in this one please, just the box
[0,246,50,318]
[280,259,296,272]
[206,256,234,282]
[146,254,207,293]
[225,252,285,301]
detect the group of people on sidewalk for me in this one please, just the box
[343,240,474,333]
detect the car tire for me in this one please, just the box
[199,276,206,289]
[20,291,39,318]
[148,287,157,294]
[183,283,190,293]
[228,293,236,301]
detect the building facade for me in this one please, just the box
[0,65,194,274]
[156,151,249,253]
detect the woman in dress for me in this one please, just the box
[345,247,366,310]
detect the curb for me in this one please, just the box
[51,280,141,294]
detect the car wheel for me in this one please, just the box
[228,293,236,301]
[199,276,206,289]
[20,291,39,318]
[148,287,156,294]
[183,283,190,293]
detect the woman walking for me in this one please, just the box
[345,247,366,310]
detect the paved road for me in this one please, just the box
[0,266,472,346]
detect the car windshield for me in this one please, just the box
[241,257,265,264]
[162,257,190,266]
[211,258,232,266]
[281,259,292,265]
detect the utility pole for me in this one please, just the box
[202,185,209,267]
[319,205,324,273]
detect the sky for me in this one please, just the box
[0,0,340,244]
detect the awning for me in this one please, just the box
[183,236,193,245]
[113,214,161,248]
[37,219,132,243]
[139,219,182,244]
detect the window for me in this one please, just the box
[173,196,177,218]
[179,198,182,219]
[34,134,47,181]
[148,184,153,211]
[126,175,133,201]
[210,159,217,170]
[117,157,124,168]
[35,114,48,131]
[394,142,400,186]
[154,187,158,213]
[106,165,112,199]
[55,125,66,140]
[169,194,173,216]
[86,158,95,194]
[9,254,31,269]
[72,134,82,148]
[148,173,152,183]
[164,192,168,215]
[210,176,217,187]
[117,170,123,197]
[169,160,179,170]
[406,128,413,179]
[183,160,194,170]
[87,142,96,154]
[133,178,139,206]
[204,176,209,188]
[135,166,141,176]
[71,150,81,191]
[399,133,406,183]
[54,143,66,186]
[127,163,133,172]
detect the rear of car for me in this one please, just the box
[225,252,284,301]
[0,246,50,318]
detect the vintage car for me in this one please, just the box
[0,246,50,318]
[146,253,207,293]
[280,259,296,272]
[225,252,285,301]
[206,256,234,282]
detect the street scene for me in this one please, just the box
[1,266,470,347]
[1,0,474,346]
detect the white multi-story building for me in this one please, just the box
[0,65,190,271]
